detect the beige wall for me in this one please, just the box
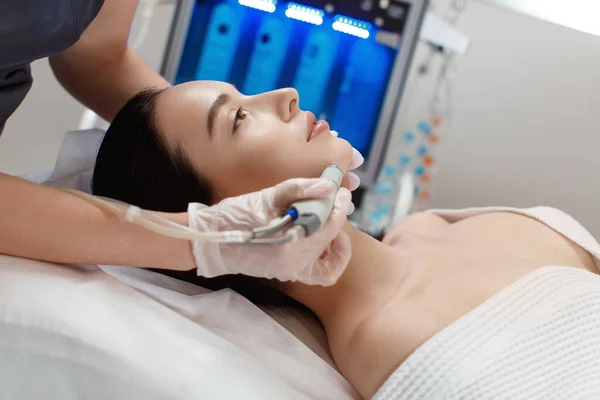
[426,1,600,236]
[1,1,599,236]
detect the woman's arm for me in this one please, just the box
[49,0,169,122]
[0,173,195,271]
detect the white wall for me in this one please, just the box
[424,1,600,236]
[1,1,599,236]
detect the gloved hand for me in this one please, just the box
[188,178,354,286]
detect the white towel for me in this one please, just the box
[374,206,600,400]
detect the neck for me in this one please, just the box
[286,222,407,330]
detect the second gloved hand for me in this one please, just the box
[188,178,354,286]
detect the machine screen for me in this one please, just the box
[173,0,402,158]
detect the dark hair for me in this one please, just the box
[92,88,298,307]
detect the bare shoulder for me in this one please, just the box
[342,294,437,399]
[383,212,450,247]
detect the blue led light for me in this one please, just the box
[332,15,372,39]
[238,0,276,13]
[285,3,324,25]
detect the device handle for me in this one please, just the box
[289,165,344,237]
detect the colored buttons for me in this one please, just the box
[417,120,432,135]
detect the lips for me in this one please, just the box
[310,120,330,141]
[308,120,330,142]
[305,111,331,142]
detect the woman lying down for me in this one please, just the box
[92,82,600,400]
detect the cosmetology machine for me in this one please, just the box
[160,0,430,205]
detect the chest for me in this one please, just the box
[342,212,597,398]
[389,213,596,348]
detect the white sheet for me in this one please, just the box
[2,129,358,399]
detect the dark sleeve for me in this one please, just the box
[69,0,105,42]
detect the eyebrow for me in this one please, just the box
[207,93,230,138]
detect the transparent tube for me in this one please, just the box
[59,188,248,242]
[58,188,298,245]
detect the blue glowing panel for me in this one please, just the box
[242,15,290,95]
[330,39,392,155]
[174,0,399,163]
[293,26,339,114]
[195,3,244,81]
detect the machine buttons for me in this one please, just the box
[361,0,374,11]
[418,120,432,135]
[403,131,415,143]
[387,4,406,20]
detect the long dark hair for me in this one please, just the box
[92,89,298,307]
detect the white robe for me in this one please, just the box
[374,206,600,400]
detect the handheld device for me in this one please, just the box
[287,165,344,237]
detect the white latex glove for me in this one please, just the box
[188,178,354,286]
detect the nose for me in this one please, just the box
[274,88,300,122]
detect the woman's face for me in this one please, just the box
[154,81,353,200]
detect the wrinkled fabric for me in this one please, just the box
[0,255,358,399]
[20,128,104,191]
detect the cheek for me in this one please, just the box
[304,137,354,176]
[223,137,354,195]
[193,131,353,199]
[240,140,303,183]
[257,137,354,182]
[204,138,292,198]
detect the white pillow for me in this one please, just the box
[0,255,357,399]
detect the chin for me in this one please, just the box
[307,141,352,178]
[331,138,354,171]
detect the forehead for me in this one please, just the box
[154,81,237,144]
